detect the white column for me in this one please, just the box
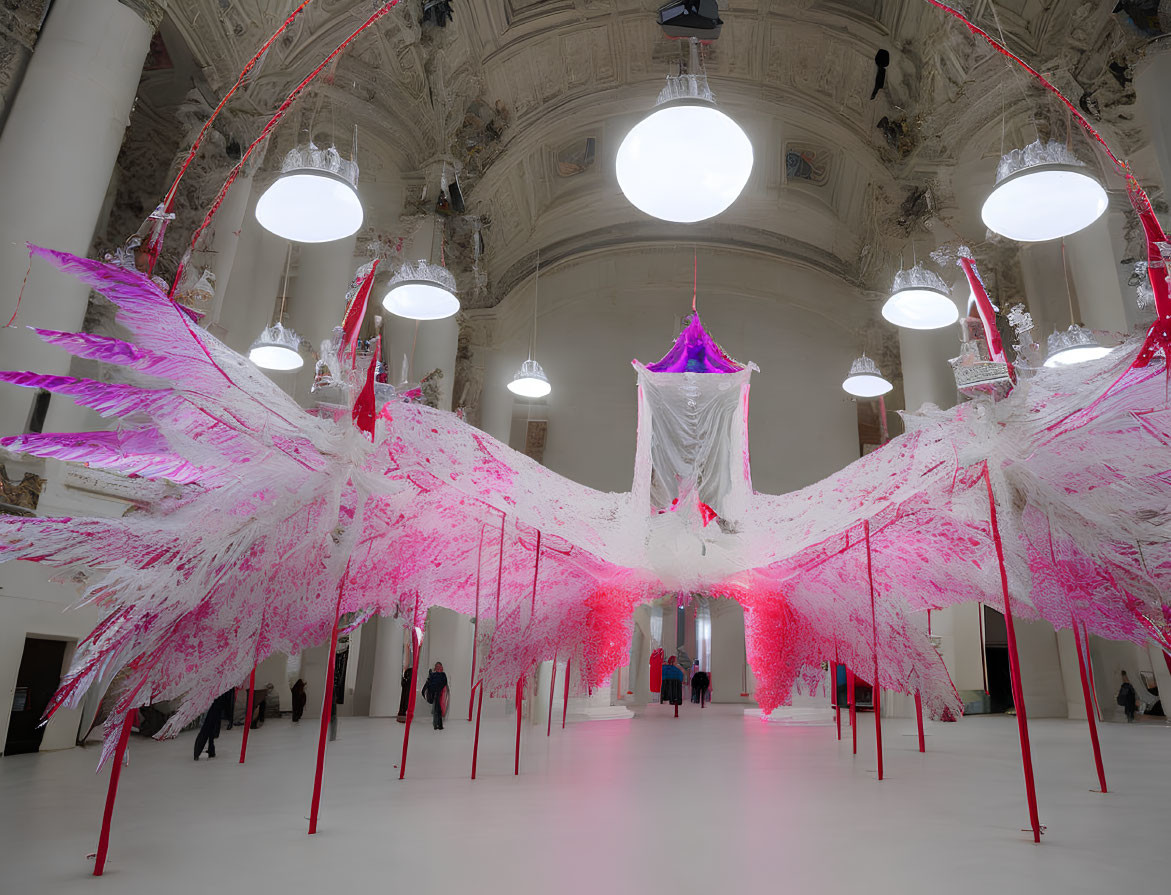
[288,235,358,398]
[0,0,154,432]
[204,174,255,331]
[897,289,961,414]
[368,615,407,717]
[1134,40,1171,199]
[215,194,288,357]
[1065,216,1130,334]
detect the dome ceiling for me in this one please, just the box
[117,0,1157,305]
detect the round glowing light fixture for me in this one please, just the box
[881,264,959,330]
[249,322,304,371]
[382,260,460,320]
[255,142,364,243]
[981,140,1107,243]
[1043,324,1113,367]
[507,358,552,398]
[616,73,753,223]
[842,354,893,398]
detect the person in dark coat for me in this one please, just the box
[397,666,412,723]
[422,661,449,730]
[291,679,307,722]
[193,689,231,760]
[1118,670,1139,722]
[691,667,711,707]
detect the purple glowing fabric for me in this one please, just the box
[643,314,744,374]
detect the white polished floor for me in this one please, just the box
[1,703,1168,894]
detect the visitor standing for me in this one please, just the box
[291,678,307,722]
[397,665,412,723]
[423,661,449,730]
[193,689,231,760]
[1118,670,1139,723]
[662,656,685,715]
[691,666,710,707]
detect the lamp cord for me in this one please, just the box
[277,244,292,325]
[1060,238,1079,327]
[531,247,539,361]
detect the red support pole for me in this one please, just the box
[674,702,679,718]
[1082,621,1102,721]
[92,710,135,876]
[308,575,346,835]
[914,690,926,753]
[398,626,422,781]
[514,676,524,776]
[238,666,256,763]
[832,657,841,741]
[470,681,484,779]
[864,520,884,781]
[1072,615,1107,792]
[848,667,857,754]
[562,658,571,729]
[470,524,484,722]
[547,656,557,737]
[985,467,1042,842]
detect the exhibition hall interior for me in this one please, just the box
[1,1,1170,893]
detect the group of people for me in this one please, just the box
[193,679,306,760]
[660,656,711,710]
[396,661,450,730]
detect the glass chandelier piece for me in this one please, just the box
[881,264,958,330]
[249,321,304,371]
[507,358,552,398]
[981,140,1107,242]
[255,142,364,243]
[842,354,892,397]
[616,73,753,223]
[381,259,460,320]
[1043,324,1113,367]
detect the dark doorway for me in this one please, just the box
[983,606,1012,713]
[5,637,67,755]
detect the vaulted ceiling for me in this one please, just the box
[108,0,1160,306]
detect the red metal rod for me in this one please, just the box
[308,576,346,835]
[470,525,485,721]
[978,601,989,694]
[92,710,135,876]
[848,667,857,754]
[398,626,422,781]
[238,666,256,763]
[985,466,1042,842]
[1082,621,1102,721]
[547,655,557,737]
[470,682,484,779]
[514,676,524,776]
[1072,615,1107,792]
[865,520,884,781]
[833,661,842,741]
[562,658,571,729]
[915,690,926,753]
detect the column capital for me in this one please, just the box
[118,0,166,31]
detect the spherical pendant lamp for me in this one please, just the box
[249,321,304,371]
[881,264,959,330]
[616,73,753,223]
[842,354,893,397]
[1043,324,1112,367]
[382,259,460,320]
[508,358,552,398]
[255,143,364,243]
[981,140,1107,243]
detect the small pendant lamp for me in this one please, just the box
[255,141,364,244]
[981,139,1107,243]
[508,248,552,398]
[882,263,958,330]
[842,354,893,397]
[249,247,304,371]
[382,258,460,320]
[1044,238,1112,367]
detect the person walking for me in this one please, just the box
[291,679,307,722]
[397,665,412,723]
[691,666,711,708]
[193,689,231,760]
[1118,670,1139,723]
[661,656,685,717]
[422,661,449,730]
